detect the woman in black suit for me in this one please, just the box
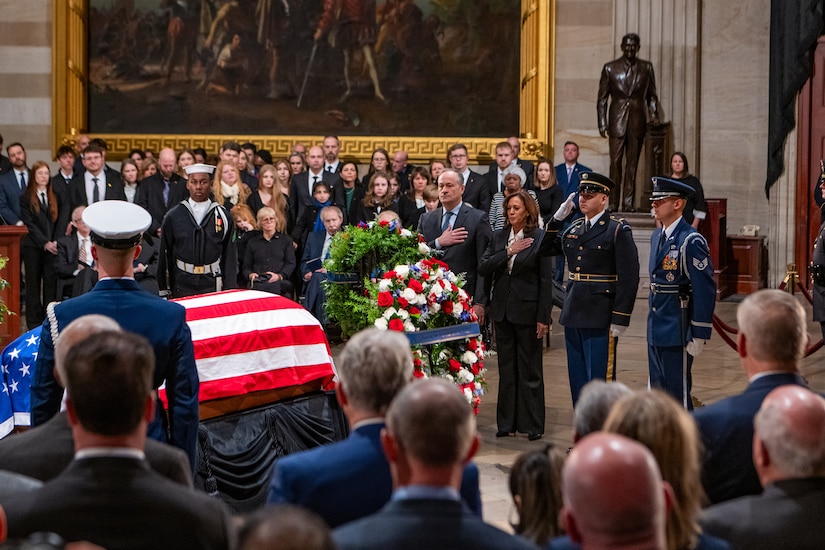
[20,160,60,328]
[479,190,554,441]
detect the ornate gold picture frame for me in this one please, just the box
[53,1,554,164]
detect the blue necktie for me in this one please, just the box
[441,211,454,232]
[163,179,170,205]
[18,172,26,191]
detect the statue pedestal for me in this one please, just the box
[640,122,671,207]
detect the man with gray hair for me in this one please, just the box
[561,432,669,550]
[573,380,633,443]
[268,329,481,526]
[0,315,191,485]
[694,289,809,504]
[701,385,825,549]
[333,379,532,550]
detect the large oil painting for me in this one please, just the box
[87,0,522,138]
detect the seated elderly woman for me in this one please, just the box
[488,165,539,231]
[243,206,296,298]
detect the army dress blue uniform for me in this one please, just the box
[559,174,639,406]
[648,213,716,410]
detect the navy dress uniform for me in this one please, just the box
[31,200,200,468]
[559,172,639,405]
[158,164,237,298]
[648,177,716,409]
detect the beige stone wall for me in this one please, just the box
[0,0,52,165]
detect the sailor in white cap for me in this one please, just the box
[158,163,237,298]
[31,200,200,469]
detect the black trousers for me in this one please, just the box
[495,317,545,435]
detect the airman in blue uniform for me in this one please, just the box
[648,177,716,409]
[557,172,639,405]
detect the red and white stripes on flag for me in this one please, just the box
[159,290,336,406]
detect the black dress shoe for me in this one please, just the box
[528,432,543,441]
[496,431,513,438]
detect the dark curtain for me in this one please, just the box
[194,391,349,514]
[766,0,824,197]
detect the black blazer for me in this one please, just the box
[55,234,97,297]
[2,456,231,549]
[335,182,366,225]
[461,170,491,214]
[135,172,189,234]
[289,170,343,224]
[60,171,126,233]
[479,228,554,325]
[20,192,58,250]
[417,204,492,305]
[398,195,423,229]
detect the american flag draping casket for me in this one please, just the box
[161,290,337,415]
[0,290,336,436]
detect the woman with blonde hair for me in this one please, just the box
[602,390,729,550]
[214,160,251,209]
[248,163,289,227]
[139,157,159,180]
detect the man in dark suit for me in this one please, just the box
[269,329,482,527]
[32,200,200,470]
[0,314,191,486]
[2,330,232,548]
[301,206,343,324]
[701,385,825,549]
[0,142,30,226]
[55,205,97,298]
[392,149,414,192]
[51,145,77,209]
[693,289,809,505]
[555,172,639,406]
[290,145,343,224]
[485,141,515,198]
[448,143,490,213]
[332,378,531,550]
[322,135,342,173]
[507,136,535,189]
[60,141,125,234]
[418,169,492,321]
[135,147,189,236]
[597,33,660,211]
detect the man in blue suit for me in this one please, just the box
[648,177,716,409]
[693,289,809,505]
[333,378,530,550]
[30,200,199,470]
[301,205,343,324]
[554,141,591,282]
[268,328,482,527]
[0,142,30,225]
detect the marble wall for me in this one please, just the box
[0,0,52,165]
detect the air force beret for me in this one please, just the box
[82,200,151,249]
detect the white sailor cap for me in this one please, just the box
[82,200,151,249]
[184,163,216,176]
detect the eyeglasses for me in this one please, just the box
[260,217,276,223]
[449,153,467,159]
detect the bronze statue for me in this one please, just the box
[597,33,660,211]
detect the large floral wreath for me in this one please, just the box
[323,221,486,411]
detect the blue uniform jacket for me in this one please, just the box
[31,278,199,468]
[559,214,639,329]
[648,218,715,346]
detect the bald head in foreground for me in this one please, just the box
[333,379,533,550]
[701,386,825,549]
[562,432,669,550]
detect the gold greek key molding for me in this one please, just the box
[53,1,554,163]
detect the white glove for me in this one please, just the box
[553,193,576,221]
[610,324,626,338]
[686,338,707,357]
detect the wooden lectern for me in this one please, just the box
[0,226,27,343]
[698,199,732,300]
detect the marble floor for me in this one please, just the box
[338,295,825,531]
